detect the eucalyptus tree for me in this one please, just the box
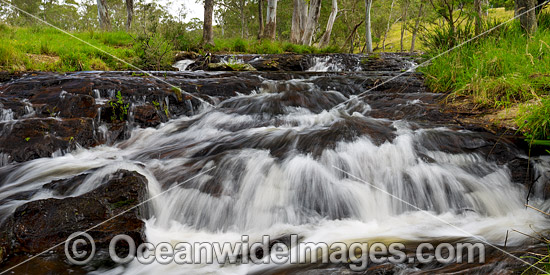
[319,0,338,48]
[97,0,111,30]
[365,0,373,53]
[258,0,264,38]
[291,0,307,43]
[516,0,537,33]
[202,0,215,46]
[301,0,322,45]
[126,0,133,31]
[265,0,278,39]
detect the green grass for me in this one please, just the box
[420,20,550,108]
[421,11,550,148]
[517,97,550,142]
[204,37,339,54]
[0,24,136,72]
[0,24,341,72]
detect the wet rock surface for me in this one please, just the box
[0,170,148,268]
[0,53,536,183]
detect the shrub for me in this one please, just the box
[132,32,174,70]
[232,38,248,52]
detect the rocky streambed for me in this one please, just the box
[0,53,548,274]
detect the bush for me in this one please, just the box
[232,38,248,52]
[132,32,174,70]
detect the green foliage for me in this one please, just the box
[517,97,550,142]
[172,86,183,102]
[132,32,174,71]
[109,91,129,122]
[420,20,550,107]
[232,38,248,52]
[196,38,339,54]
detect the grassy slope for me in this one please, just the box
[420,11,550,141]
[0,25,137,72]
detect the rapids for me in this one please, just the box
[0,54,549,274]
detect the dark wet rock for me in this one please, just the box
[0,118,98,163]
[174,51,199,61]
[188,53,415,72]
[42,173,90,197]
[133,105,162,127]
[38,93,97,119]
[248,55,307,71]
[0,72,14,83]
[0,170,148,266]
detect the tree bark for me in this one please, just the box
[365,0,373,53]
[301,0,322,45]
[258,0,264,39]
[97,0,111,30]
[382,0,396,51]
[202,0,215,46]
[319,0,338,48]
[516,0,537,34]
[410,1,423,52]
[265,0,278,39]
[474,0,483,35]
[125,0,133,31]
[291,0,308,43]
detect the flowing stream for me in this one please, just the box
[0,54,549,274]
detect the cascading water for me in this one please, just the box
[173,60,195,71]
[0,54,549,274]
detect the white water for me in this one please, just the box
[173,60,195,71]
[307,56,346,72]
[1,74,549,274]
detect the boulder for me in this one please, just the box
[0,170,149,266]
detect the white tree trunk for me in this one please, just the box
[301,0,322,46]
[319,0,338,48]
[291,0,308,43]
[265,0,278,39]
[365,0,373,53]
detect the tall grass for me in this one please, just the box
[420,15,550,108]
[517,97,550,142]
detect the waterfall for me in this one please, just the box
[0,55,548,274]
